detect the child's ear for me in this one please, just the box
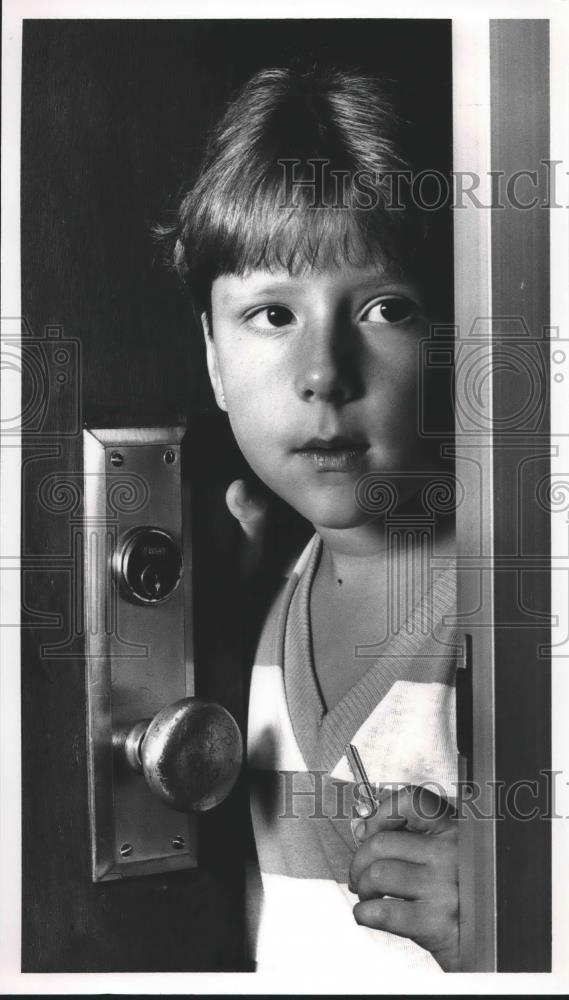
[201,312,227,412]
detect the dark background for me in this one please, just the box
[20,19,452,971]
[22,18,453,429]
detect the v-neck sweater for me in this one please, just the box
[247,533,459,974]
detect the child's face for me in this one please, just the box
[204,263,433,531]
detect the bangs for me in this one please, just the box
[180,164,421,304]
[205,184,406,275]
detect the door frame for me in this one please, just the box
[453,17,552,972]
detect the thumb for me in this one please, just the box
[225,479,268,577]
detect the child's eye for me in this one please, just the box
[247,305,295,330]
[361,296,417,325]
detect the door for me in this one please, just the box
[19,19,254,972]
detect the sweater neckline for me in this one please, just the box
[283,533,457,773]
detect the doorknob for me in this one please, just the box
[115,697,243,812]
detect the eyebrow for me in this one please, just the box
[237,281,300,298]
[219,270,411,304]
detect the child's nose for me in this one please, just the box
[294,325,361,405]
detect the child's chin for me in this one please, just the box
[298,496,371,531]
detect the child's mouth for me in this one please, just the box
[294,436,369,471]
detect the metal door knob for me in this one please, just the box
[116,698,243,812]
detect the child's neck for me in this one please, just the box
[315,512,455,579]
[309,514,455,712]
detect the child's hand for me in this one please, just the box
[348,785,459,971]
[225,479,268,580]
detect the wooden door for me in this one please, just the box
[20,20,249,972]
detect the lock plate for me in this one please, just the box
[83,427,196,881]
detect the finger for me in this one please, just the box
[353,897,443,943]
[226,479,268,576]
[356,859,429,902]
[353,896,459,967]
[350,826,458,893]
[225,479,268,541]
[350,829,440,888]
[354,897,427,939]
[354,785,456,841]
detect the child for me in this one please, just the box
[162,67,459,974]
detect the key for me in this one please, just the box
[345,743,377,819]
